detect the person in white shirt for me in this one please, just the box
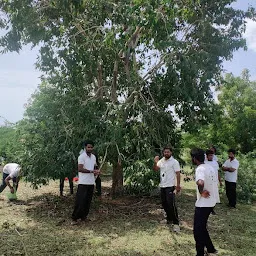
[72,140,100,224]
[222,148,239,208]
[191,148,218,256]
[0,163,21,194]
[153,146,181,232]
[205,150,222,204]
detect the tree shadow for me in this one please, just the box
[18,184,256,256]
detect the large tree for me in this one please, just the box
[0,0,254,194]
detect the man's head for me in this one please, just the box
[206,149,214,161]
[228,148,236,160]
[209,145,217,154]
[163,146,173,159]
[191,148,205,165]
[84,140,94,154]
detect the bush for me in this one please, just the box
[237,151,256,203]
[124,159,159,195]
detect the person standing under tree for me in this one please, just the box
[191,148,219,256]
[79,147,102,197]
[72,140,100,224]
[205,149,221,215]
[153,146,181,232]
[222,149,239,209]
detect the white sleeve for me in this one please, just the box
[222,160,228,167]
[157,158,163,168]
[9,170,18,178]
[173,160,180,172]
[231,160,239,170]
[78,154,85,165]
[195,167,204,182]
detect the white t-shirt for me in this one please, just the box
[3,163,21,178]
[78,152,96,185]
[204,160,220,203]
[157,156,180,188]
[195,164,219,207]
[204,160,219,173]
[223,158,239,183]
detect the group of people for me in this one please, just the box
[154,145,239,256]
[0,141,239,256]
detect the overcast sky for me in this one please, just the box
[0,0,256,124]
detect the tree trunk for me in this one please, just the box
[111,161,123,197]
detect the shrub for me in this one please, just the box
[237,151,256,203]
[124,159,159,195]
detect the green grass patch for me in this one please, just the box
[0,178,255,256]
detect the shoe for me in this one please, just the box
[71,220,78,225]
[160,219,168,224]
[81,218,91,222]
[160,219,172,225]
[207,250,218,255]
[173,224,180,232]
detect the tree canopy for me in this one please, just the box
[0,0,255,194]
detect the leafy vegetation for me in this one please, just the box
[0,1,255,195]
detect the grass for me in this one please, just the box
[0,176,255,256]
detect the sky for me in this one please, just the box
[0,0,256,124]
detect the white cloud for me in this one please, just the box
[0,87,36,123]
[244,19,256,53]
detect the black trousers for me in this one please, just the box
[225,181,237,207]
[0,173,19,193]
[72,184,94,221]
[95,176,101,196]
[160,187,179,225]
[194,207,216,256]
[60,176,74,195]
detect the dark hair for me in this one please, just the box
[84,140,94,147]
[191,148,205,163]
[206,149,214,156]
[228,148,236,155]
[210,145,217,153]
[163,145,173,152]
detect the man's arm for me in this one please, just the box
[5,175,15,193]
[222,161,229,172]
[176,171,181,192]
[78,164,93,173]
[218,172,222,186]
[222,166,236,172]
[196,179,210,198]
[153,156,160,171]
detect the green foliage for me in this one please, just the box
[182,70,256,156]
[217,72,256,153]
[0,1,255,192]
[124,159,159,195]
[237,151,256,203]
[0,126,17,163]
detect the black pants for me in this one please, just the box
[160,187,179,225]
[225,181,236,207]
[60,176,74,196]
[0,173,19,193]
[194,207,216,256]
[72,184,94,221]
[95,176,101,196]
